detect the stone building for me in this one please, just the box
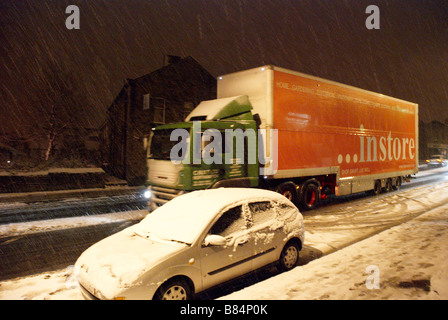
[101,56,216,184]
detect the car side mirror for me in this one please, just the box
[203,234,226,247]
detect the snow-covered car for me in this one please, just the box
[426,155,448,168]
[75,188,304,300]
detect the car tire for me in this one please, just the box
[278,240,300,272]
[154,278,193,300]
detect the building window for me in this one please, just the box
[143,93,150,110]
[143,93,166,124]
[153,97,166,124]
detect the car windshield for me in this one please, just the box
[133,196,217,245]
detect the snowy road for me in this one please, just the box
[0,166,447,299]
[0,210,147,281]
[304,168,448,255]
[0,192,147,224]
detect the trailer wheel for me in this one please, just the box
[277,182,298,204]
[385,179,393,192]
[373,180,382,195]
[300,182,320,210]
[393,177,402,190]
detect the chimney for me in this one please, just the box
[164,55,182,66]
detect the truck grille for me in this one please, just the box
[150,186,185,209]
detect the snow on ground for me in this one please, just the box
[0,210,148,238]
[1,200,447,300]
[0,210,149,300]
[1,169,447,300]
[0,267,84,300]
[221,202,448,300]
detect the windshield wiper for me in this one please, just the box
[134,229,150,239]
[165,239,190,246]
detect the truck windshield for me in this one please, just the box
[149,129,187,161]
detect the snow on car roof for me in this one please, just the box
[162,187,286,215]
[137,188,287,244]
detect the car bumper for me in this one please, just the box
[79,283,99,300]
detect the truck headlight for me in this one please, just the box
[143,190,152,199]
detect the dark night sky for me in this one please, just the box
[1,0,447,138]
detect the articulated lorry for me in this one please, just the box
[145,65,418,210]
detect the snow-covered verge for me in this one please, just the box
[0,210,150,300]
[0,267,83,300]
[221,202,448,300]
[0,210,148,238]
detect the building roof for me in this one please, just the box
[107,56,216,112]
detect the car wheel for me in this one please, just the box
[278,240,300,272]
[154,278,193,300]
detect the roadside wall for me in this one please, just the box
[0,168,105,193]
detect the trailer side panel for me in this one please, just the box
[272,69,418,180]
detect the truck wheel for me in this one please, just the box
[277,182,298,204]
[301,183,320,210]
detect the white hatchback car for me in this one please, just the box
[75,188,304,300]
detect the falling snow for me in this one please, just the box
[1,0,448,301]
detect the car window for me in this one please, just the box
[277,202,296,211]
[249,201,274,224]
[209,205,245,237]
[276,202,297,214]
[275,202,298,223]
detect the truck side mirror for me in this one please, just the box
[253,113,262,129]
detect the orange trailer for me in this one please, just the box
[218,66,418,209]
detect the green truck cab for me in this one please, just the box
[146,95,260,210]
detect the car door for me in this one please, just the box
[248,200,285,269]
[200,204,254,290]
